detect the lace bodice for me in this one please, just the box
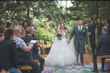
[61,32,66,39]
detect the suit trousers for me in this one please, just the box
[75,42,85,63]
[33,54,45,71]
[19,58,41,73]
[89,34,96,53]
[93,53,105,70]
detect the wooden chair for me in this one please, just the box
[34,59,39,62]
[97,55,110,58]
[18,65,32,70]
[105,59,110,62]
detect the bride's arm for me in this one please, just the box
[66,30,69,40]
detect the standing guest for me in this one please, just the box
[0,21,3,26]
[13,27,41,73]
[105,18,110,34]
[22,27,45,71]
[92,26,110,72]
[88,17,96,55]
[7,22,11,28]
[21,22,27,38]
[97,18,104,39]
[12,19,18,29]
[28,21,37,37]
[0,29,20,73]
[0,33,4,42]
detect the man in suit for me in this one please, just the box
[68,19,88,66]
[105,18,110,34]
[0,33,4,42]
[88,17,96,55]
[92,26,110,72]
[0,29,19,73]
[22,27,45,71]
[97,18,104,38]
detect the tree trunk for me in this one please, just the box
[96,1,98,25]
[27,5,29,19]
[96,1,98,19]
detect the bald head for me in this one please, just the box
[102,26,108,34]
[26,27,33,35]
[13,27,22,37]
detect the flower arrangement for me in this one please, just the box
[56,31,62,40]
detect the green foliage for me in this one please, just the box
[0,1,110,52]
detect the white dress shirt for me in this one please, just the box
[78,25,83,30]
[91,21,93,24]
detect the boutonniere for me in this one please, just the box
[90,24,93,26]
[82,30,85,32]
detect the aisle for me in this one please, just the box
[40,54,107,73]
[42,63,106,73]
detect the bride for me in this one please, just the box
[44,23,78,67]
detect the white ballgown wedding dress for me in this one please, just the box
[44,32,78,67]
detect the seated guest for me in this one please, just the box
[28,21,37,37]
[0,33,4,42]
[0,26,5,33]
[2,22,7,28]
[7,22,11,28]
[92,26,110,72]
[0,29,19,73]
[13,27,41,73]
[21,22,27,38]
[22,27,45,71]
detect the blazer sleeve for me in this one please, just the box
[33,43,38,54]
[69,26,75,40]
[90,23,96,34]
[85,28,88,44]
[10,42,19,68]
[96,36,102,51]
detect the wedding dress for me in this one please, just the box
[44,32,78,67]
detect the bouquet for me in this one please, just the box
[56,31,62,40]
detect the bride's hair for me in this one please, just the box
[60,22,65,30]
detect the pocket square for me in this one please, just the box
[82,30,85,32]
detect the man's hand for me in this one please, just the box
[17,68,21,73]
[29,44,34,49]
[88,32,91,36]
[67,39,70,43]
[0,69,10,73]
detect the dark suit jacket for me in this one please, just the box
[0,39,19,71]
[69,25,88,46]
[96,33,110,55]
[97,22,104,38]
[22,35,39,58]
[106,24,110,34]
[88,22,96,35]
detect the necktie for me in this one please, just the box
[79,26,81,30]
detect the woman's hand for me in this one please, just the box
[57,36,60,40]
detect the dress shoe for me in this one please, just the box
[91,70,98,72]
[81,63,84,66]
[91,52,94,55]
